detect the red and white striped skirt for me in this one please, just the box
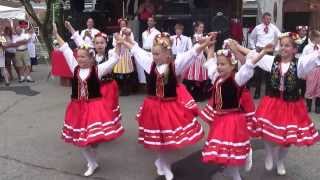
[136,84,204,150]
[305,67,320,99]
[184,54,208,81]
[253,96,319,146]
[202,112,251,166]
[62,82,124,147]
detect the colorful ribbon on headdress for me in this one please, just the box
[154,32,172,50]
[216,49,237,65]
[279,32,301,44]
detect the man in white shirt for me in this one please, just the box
[80,18,100,47]
[14,26,33,82]
[249,12,281,51]
[138,17,160,84]
[142,17,160,51]
[170,23,192,58]
[249,12,281,99]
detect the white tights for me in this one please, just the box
[155,152,174,180]
[81,146,98,166]
[264,141,289,166]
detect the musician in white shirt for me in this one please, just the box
[170,23,192,58]
[80,18,100,47]
[139,17,160,83]
[248,12,281,99]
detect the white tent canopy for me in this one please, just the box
[0,5,25,20]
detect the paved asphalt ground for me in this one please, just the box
[0,64,319,180]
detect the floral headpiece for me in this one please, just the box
[222,39,232,49]
[216,49,237,65]
[80,43,95,57]
[154,32,172,50]
[94,32,108,42]
[296,26,308,31]
[279,32,300,44]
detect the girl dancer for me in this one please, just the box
[65,21,121,113]
[183,21,210,101]
[250,32,320,175]
[119,32,215,180]
[200,40,271,180]
[112,18,136,96]
[303,30,320,113]
[53,24,124,177]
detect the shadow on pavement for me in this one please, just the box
[155,139,265,180]
[0,85,40,96]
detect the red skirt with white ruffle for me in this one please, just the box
[253,96,319,146]
[200,88,257,136]
[202,112,251,166]
[136,84,204,150]
[62,81,124,147]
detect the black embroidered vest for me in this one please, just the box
[71,66,102,100]
[212,75,242,110]
[145,63,177,98]
[267,56,301,101]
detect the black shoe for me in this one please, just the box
[5,82,10,86]
[306,99,312,112]
[26,79,35,83]
[19,79,25,83]
[315,98,320,114]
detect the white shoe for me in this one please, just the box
[84,162,99,177]
[155,159,165,176]
[265,153,273,171]
[163,165,174,180]
[245,148,253,172]
[276,161,286,176]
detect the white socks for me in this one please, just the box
[223,167,242,180]
[264,142,274,171]
[155,152,173,180]
[81,147,99,177]
[274,146,288,176]
[264,141,288,175]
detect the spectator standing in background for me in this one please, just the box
[249,12,281,99]
[80,18,100,47]
[27,28,38,72]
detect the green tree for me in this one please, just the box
[19,0,63,57]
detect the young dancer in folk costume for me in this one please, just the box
[66,21,121,113]
[112,18,136,96]
[183,21,211,101]
[53,24,124,177]
[209,39,257,135]
[303,30,320,113]
[247,32,319,176]
[119,32,215,180]
[200,40,271,180]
